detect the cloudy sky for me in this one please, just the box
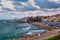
[0,0,60,19]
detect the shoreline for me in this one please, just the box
[29,22,58,30]
[11,29,60,40]
[11,22,60,40]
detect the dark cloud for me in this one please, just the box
[35,0,60,9]
[2,8,14,11]
[20,6,37,11]
[0,0,1,2]
[1,0,60,12]
[12,0,60,12]
[0,4,3,6]
[13,2,22,6]
[41,9,57,12]
[13,1,38,12]
[14,5,37,12]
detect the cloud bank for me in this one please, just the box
[0,0,60,19]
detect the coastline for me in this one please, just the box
[11,29,60,40]
[11,22,60,40]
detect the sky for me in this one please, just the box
[0,0,60,19]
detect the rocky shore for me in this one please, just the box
[11,22,60,40]
[10,14,60,40]
[11,28,60,40]
[29,22,58,30]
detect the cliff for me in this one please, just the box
[26,14,60,22]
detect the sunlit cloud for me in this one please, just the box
[1,0,15,10]
[0,0,60,19]
[28,0,40,9]
[49,0,60,3]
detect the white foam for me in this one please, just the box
[31,30,45,33]
[26,30,45,35]
[26,32,33,35]
[22,27,31,30]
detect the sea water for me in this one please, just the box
[0,20,47,40]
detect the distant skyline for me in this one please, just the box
[0,0,60,19]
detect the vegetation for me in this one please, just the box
[45,34,60,40]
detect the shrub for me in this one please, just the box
[45,34,60,40]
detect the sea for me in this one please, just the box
[0,20,47,40]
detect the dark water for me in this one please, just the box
[0,20,47,40]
